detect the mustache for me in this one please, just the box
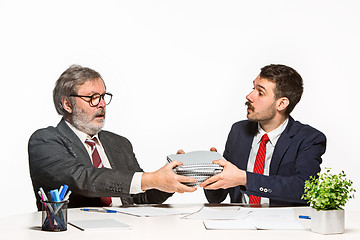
[94,109,106,118]
[245,101,254,111]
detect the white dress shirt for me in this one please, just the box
[243,118,289,204]
[65,121,144,206]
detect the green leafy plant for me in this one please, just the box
[302,168,356,211]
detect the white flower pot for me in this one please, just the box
[311,208,344,234]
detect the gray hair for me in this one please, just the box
[53,65,104,116]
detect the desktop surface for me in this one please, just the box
[1,204,359,240]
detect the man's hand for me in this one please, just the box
[200,159,247,190]
[178,147,217,154]
[141,160,198,193]
[176,149,185,154]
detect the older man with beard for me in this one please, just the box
[29,65,197,210]
[200,64,327,206]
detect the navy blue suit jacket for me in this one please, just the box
[204,117,326,206]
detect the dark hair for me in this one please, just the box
[260,64,303,115]
[53,65,104,116]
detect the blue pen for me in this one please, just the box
[50,190,56,202]
[54,190,72,214]
[299,215,311,220]
[81,208,117,213]
[53,189,61,202]
[51,189,66,229]
[59,185,68,200]
[41,189,65,230]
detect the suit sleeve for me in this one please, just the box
[203,124,236,203]
[29,127,172,205]
[245,128,326,204]
[105,133,173,204]
[29,127,139,198]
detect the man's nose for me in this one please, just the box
[98,96,106,108]
[246,90,255,102]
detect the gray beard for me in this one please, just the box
[71,107,105,136]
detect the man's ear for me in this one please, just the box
[62,97,73,114]
[277,97,290,112]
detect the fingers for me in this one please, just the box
[178,148,218,153]
[212,159,227,166]
[163,163,198,193]
[202,180,222,190]
[177,149,185,154]
[168,175,197,193]
[210,147,217,152]
[178,175,198,183]
[200,174,220,188]
[167,160,183,168]
[176,185,197,193]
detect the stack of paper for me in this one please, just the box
[167,151,224,186]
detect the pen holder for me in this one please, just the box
[41,200,69,231]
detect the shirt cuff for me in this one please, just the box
[130,172,144,194]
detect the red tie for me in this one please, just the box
[249,134,269,204]
[85,138,112,206]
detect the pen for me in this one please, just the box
[51,189,61,202]
[59,186,63,196]
[38,191,54,230]
[39,188,48,201]
[38,188,54,212]
[39,186,68,230]
[59,185,69,201]
[80,208,117,213]
[299,215,311,220]
[63,190,72,201]
[54,190,72,214]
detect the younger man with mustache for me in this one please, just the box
[201,64,326,206]
[29,65,197,210]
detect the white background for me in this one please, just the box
[0,0,359,217]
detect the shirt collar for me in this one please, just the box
[256,117,289,146]
[64,120,101,144]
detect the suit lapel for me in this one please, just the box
[238,121,257,170]
[269,117,297,175]
[57,120,119,170]
[98,132,123,170]
[56,118,92,165]
[239,135,254,170]
[98,132,114,168]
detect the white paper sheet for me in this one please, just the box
[252,219,305,230]
[204,219,257,230]
[203,207,305,230]
[105,206,201,217]
[69,219,131,231]
[183,206,249,220]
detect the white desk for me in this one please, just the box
[1,204,359,240]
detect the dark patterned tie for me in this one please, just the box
[249,134,269,204]
[85,138,112,206]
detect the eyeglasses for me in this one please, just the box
[70,92,113,107]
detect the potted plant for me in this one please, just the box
[302,168,355,234]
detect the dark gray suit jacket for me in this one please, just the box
[29,119,172,210]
